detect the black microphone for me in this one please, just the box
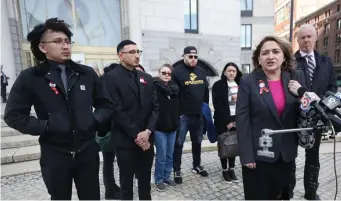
[321,91,341,118]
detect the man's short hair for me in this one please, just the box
[117,40,136,53]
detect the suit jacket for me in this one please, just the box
[236,70,304,164]
[294,50,337,96]
[212,79,235,134]
[103,65,159,149]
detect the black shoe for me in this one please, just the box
[155,183,166,192]
[164,179,177,187]
[192,166,209,177]
[105,192,121,200]
[174,171,183,184]
[228,169,239,183]
[222,170,232,183]
[304,193,321,200]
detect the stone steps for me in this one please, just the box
[1,127,21,137]
[1,145,40,164]
[1,135,39,149]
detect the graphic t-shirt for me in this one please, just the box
[227,80,238,116]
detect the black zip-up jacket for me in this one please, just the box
[4,60,113,155]
[172,62,209,115]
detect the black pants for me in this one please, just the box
[290,132,321,198]
[242,159,293,200]
[1,85,7,102]
[116,146,154,200]
[220,157,235,169]
[40,142,100,200]
[102,151,120,196]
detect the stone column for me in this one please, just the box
[1,0,17,90]
[127,0,143,65]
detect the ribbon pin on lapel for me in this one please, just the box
[259,80,269,95]
[139,77,147,85]
[49,82,59,95]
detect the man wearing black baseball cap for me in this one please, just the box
[172,46,209,184]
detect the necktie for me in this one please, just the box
[58,64,68,93]
[306,55,315,83]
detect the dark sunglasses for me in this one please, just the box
[188,55,198,59]
[161,72,171,76]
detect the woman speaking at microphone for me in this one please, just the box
[236,36,305,200]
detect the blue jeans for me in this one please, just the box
[154,131,176,184]
[173,115,203,172]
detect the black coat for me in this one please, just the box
[212,79,236,134]
[294,50,337,96]
[102,65,159,149]
[236,70,305,164]
[4,60,113,153]
[154,79,180,133]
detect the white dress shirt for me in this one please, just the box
[300,50,316,67]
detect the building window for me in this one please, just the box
[323,52,328,56]
[324,23,330,34]
[18,0,122,46]
[241,24,252,50]
[337,33,341,44]
[241,0,253,16]
[184,0,198,33]
[337,4,340,12]
[242,64,251,73]
[335,49,340,64]
[323,38,329,47]
[337,19,341,29]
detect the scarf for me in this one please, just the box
[153,78,179,97]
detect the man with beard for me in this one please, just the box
[172,46,209,184]
[102,40,159,200]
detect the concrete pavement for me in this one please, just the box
[1,147,341,200]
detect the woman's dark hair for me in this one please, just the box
[27,18,73,62]
[104,63,120,74]
[252,36,294,72]
[221,62,243,85]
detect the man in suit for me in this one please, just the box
[102,40,159,200]
[289,24,337,200]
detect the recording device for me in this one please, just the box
[258,90,337,157]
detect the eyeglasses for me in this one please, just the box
[121,50,143,56]
[187,55,198,59]
[161,72,171,76]
[41,39,75,46]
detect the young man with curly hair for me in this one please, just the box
[4,18,114,200]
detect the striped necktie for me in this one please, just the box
[306,55,315,82]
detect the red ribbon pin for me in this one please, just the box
[259,80,269,94]
[49,82,59,95]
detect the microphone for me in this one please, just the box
[300,91,330,121]
[322,91,341,110]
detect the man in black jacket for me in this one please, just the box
[172,46,209,184]
[102,40,159,200]
[1,65,9,103]
[288,24,337,200]
[4,18,113,200]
